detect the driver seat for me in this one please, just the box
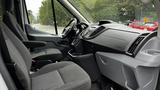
[3,0,63,61]
[0,22,91,90]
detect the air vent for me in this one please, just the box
[127,33,149,55]
[89,26,105,37]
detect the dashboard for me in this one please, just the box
[70,21,159,90]
[79,22,157,57]
[72,21,159,90]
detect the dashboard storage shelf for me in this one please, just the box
[96,52,159,90]
[145,49,160,55]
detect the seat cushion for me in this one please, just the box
[31,48,63,61]
[31,61,91,90]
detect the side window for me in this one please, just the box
[25,0,73,35]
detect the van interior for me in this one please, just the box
[0,0,160,90]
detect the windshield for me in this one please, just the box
[68,0,157,24]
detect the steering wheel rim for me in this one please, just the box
[61,18,77,39]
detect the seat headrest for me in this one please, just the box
[0,0,3,21]
[5,0,14,13]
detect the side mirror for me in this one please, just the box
[141,0,153,4]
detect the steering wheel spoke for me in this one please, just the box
[61,18,77,39]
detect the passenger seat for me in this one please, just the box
[3,0,63,61]
[0,22,91,90]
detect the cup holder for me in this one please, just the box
[145,49,160,55]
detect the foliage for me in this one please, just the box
[39,0,53,25]
[28,10,35,23]
[38,0,157,25]
[69,0,157,22]
[39,0,72,26]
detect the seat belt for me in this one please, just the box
[0,24,24,90]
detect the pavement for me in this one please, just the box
[31,24,64,34]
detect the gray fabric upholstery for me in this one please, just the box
[31,61,91,90]
[3,11,63,61]
[3,11,28,41]
[1,22,91,90]
[5,0,14,14]
[1,22,31,90]
[3,0,63,61]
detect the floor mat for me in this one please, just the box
[91,83,112,90]
[91,83,101,90]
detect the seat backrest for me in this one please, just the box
[0,22,32,90]
[3,0,28,41]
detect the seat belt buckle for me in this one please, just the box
[6,62,16,71]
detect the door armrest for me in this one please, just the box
[23,41,47,48]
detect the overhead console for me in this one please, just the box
[81,23,156,56]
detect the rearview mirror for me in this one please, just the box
[141,0,153,4]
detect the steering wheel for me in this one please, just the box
[61,18,77,39]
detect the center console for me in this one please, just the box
[68,49,101,82]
